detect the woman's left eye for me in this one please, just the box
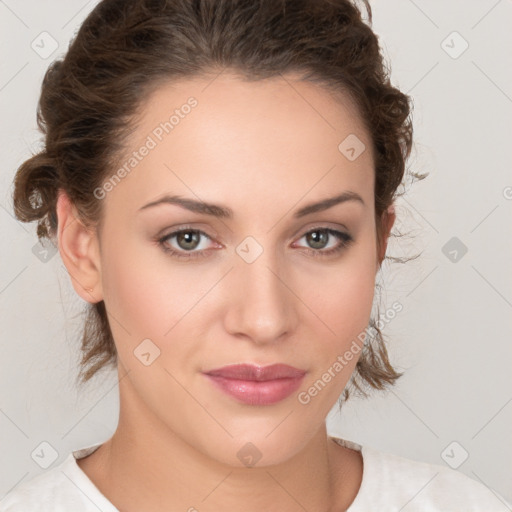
[293,228,354,257]
[158,227,353,260]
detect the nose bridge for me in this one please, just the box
[225,243,296,343]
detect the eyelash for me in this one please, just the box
[157,225,354,260]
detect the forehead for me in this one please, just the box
[105,71,374,219]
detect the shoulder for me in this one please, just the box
[0,454,80,511]
[0,446,116,512]
[347,441,512,511]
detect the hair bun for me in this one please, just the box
[12,152,59,241]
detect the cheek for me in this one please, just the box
[295,282,375,414]
[99,233,218,361]
[98,231,177,351]
[297,243,377,392]
[300,254,376,342]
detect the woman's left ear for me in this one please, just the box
[376,205,396,270]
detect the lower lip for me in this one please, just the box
[205,374,305,405]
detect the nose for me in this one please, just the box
[223,252,299,346]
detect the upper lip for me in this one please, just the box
[204,364,306,381]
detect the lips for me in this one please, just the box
[204,364,306,405]
[205,363,306,381]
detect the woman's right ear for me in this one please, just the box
[56,189,103,304]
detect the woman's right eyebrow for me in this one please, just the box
[138,195,232,218]
[137,191,365,219]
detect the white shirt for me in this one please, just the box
[1,437,510,511]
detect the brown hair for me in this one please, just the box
[12,0,426,401]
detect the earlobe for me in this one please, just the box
[56,189,103,303]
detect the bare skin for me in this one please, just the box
[58,70,395,512]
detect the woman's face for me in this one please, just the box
[94,71,389,466]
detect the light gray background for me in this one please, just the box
[1,0,511,506]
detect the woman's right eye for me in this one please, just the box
[158,228,216,260]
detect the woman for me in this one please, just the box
[2,0,510,510]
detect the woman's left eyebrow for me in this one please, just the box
[137,191,365,219]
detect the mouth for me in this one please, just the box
[203,363,306,406]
